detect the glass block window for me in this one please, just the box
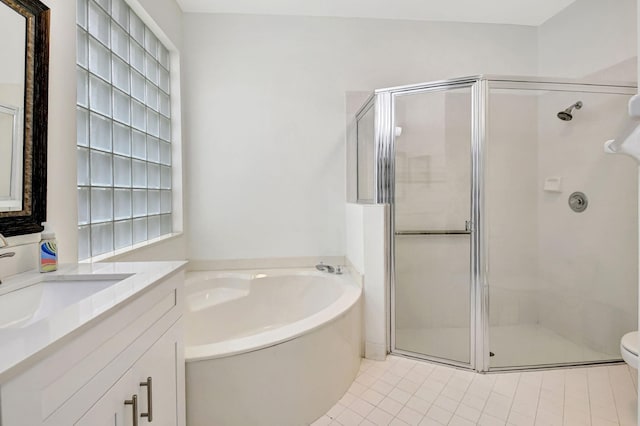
[77,0,173,260]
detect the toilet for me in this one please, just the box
[621,331,638,369]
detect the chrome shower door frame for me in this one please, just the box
[382,76,486,371]
[483,77,636,371]
[380,75,636,372]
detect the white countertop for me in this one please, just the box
[0,261,187,381]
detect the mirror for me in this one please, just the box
[0,0,49,237]
[0,4,24,212]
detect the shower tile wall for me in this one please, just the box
[535,90,638,356]
[486,93,539,329]
[487,82,638,367]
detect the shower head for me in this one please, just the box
[557,101,583,121]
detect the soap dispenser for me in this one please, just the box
[39,222,58,272]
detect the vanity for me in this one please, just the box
[0,261,187,426]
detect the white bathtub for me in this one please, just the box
[184,268,362,426]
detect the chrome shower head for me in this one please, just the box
[557,101,583,121]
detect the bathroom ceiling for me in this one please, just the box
[176,0,577,26]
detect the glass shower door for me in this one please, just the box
[392,85,474,366]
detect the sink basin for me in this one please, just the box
[0,275,132,329]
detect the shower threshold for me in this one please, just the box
[395,323,620,371]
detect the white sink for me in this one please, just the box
[0,275,132,329]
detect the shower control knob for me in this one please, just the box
[568,192,588,213]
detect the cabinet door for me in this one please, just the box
[75,369,137,426]
[135,324,182,425]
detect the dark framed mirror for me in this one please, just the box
[0,0,49,237]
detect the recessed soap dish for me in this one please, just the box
[544,177,562,193]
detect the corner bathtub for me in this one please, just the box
[184,268,362,426]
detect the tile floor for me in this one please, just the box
[312,356,638,426]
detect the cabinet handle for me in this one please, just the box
[124,394,138,426]
[140,377,153,421]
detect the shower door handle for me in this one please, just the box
[395,229,471,235]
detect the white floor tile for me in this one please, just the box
[357,372,380,387]
[381,371,404,386]
[468,381,494,398]
[461,392,489,411]
[405,371,429,385]
[506,409,534,426]
[367,407,394,426]
[510,400,537,418]
[590,402,618,423]
[350,397,376,418]
[430,367,454,384]
[493,374,520,398]
[415,384,441,403]
[449,375,473,392]
[397,377,421,394]
[449,415,477,426]
[388,387,412,405]
[441,384,466,402]
[389,418,410,426]
[390,363,413,378]
[362,388,387,406]
[369,365,388,379]
[339,392,357,406]
[348,381,368,396]
[319,356,637,426]
[418,417,444,426]
[327,402,346,419]
[425,404,454,424]
[538,395,564,416]
[590,416,620,426]
[534,407,563,426]
[372,379,396,396]
[478,412,507,426]
[379,396,404,416]
[563,407,591,425]
[335,407,364,426]
[396,406,424,426]
[406,395,432,415]
[483,392,512,420]
[455,403,482,423]
[311,415,333,426]
[433,394,459,412]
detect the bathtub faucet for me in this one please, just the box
[315,262,335,274]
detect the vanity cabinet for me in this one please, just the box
[77,325,180,426]
[0,268,186,426]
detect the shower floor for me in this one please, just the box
[395,323,618,369]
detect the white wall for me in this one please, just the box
[345,203,364,274]
[42,0,79,262]
[538,0,637,79]
[183,13,538,261]
[346,203,388,360]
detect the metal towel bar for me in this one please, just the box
[395,230,471,235]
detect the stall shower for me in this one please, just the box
[350,76,638,372]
